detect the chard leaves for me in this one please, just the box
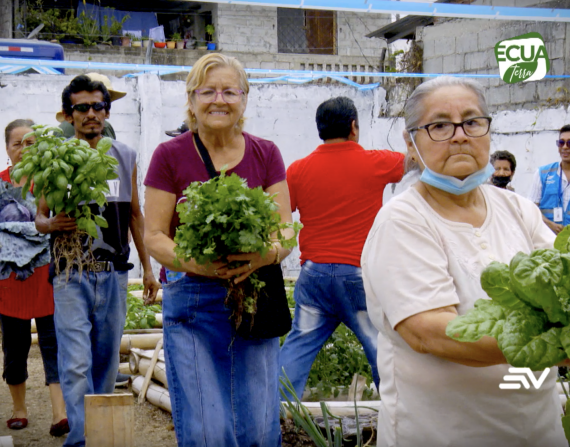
[446,299,508,342]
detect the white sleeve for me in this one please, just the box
[362,217,460,330]
[527,170,543,205]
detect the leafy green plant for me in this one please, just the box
[77,11,100,46]
[21,0,78,41]
[446,230,570,371]
[307,324,373,399]
[171,32,182,42]
[110,14,129,37]
[174,170,301,330]
[205,24,215,41]
[125,293,162,330]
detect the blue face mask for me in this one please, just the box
[410,134,494,196]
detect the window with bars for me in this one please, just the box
[277,8,336,55]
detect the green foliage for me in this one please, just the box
[21,0,79,41]
[171,32,182,42]
[307,324,373,399]
[174,171,300,265]
[12,125,118,239]
[447,230,570,371]
[125,293,162,330]
[205,24,215,41]
[77,11,99,46]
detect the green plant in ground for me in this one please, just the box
[307,324,373,399]
[21,0,78,41]
[125,293,162,330]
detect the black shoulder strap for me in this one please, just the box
[194,132,219,179]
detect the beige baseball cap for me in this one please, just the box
[55,73,126,122]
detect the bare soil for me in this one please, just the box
[0,345,177,447]
[0,345,315,447]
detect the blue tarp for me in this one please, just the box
[78,3,159,37]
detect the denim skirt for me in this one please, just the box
[162,274,281,447]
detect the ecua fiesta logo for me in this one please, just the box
[494,32,549,84]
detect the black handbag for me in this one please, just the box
[193,133,292,339]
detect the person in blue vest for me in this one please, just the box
[528,124,570,234]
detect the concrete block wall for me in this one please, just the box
[419,18,570,111]
[217,4,278,54]
[336,12,389,59]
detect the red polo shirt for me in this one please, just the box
[288,141,404,267]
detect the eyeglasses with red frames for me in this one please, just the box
[193,88,244,104]
[557,139,570,149]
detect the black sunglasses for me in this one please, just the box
[71,101,108,113]
[557,139,570,149]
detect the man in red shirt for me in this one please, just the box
[280,97,404,397]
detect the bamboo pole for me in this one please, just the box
[138,338,163,404]
[282,401,382,418]
[135,358,168,389]
[118,363,131,375]
[120,333,164,354]
[132,375,172,413]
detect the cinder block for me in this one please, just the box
[551,59,565,76]
[423,57,443,74]
[546,39,565,60]
[488,85,511,106]
[260,61,276,70]
[510,82,537,104]
[434,36,455,57]
[421,39,436,59]
[465,51,489,70]
[456,35,478,54]
[442,54,463,74]
[478,27,501,52]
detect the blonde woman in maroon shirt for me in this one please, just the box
[0,119,68,436]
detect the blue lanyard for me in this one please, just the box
[558,165,569,209]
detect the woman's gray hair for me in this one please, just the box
[404,77,489,130]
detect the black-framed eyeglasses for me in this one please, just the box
[193,88,244,104]
[408,116,492,142]
[557,139,570,149]
[71,102,108,113]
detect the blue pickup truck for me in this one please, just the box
[0,39,64,74]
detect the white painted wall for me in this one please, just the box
[1,73,568,275]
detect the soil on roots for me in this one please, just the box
[53,230,95,281]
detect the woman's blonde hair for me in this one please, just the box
[185,53,250,132]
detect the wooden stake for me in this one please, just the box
[85,394,134,447]
[138,337,163,404]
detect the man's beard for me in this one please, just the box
[85,132,100,140]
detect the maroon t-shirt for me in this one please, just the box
[144,131,287,239]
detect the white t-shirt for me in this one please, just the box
[362,185,565,447]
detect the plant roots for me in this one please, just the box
[53,230,96,282]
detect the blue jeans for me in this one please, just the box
[162,275,281,447]
[279,261,380,398]
[53,268,128,447]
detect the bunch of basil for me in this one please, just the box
[446,228,570,370]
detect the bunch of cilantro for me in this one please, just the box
[446,228,570,370]
[173,171,301,328]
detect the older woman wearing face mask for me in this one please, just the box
[0,119,68,436]
[144,53,294,447]
[361,77,566,447]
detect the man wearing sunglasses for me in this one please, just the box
[528,124,570,234]
[35,75,160,447]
